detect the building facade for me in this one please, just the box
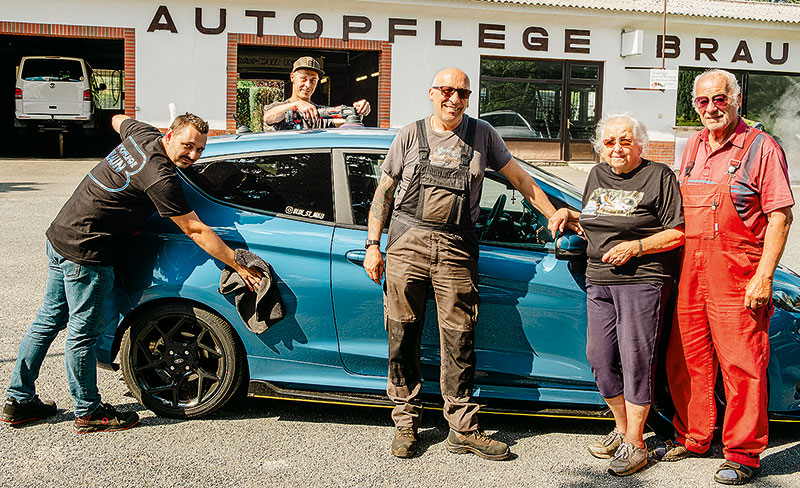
[3,0,799,167]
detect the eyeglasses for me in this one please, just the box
[694,94,730,111]
[602,138,634,148]
[432,86,472,99]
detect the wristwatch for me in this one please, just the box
[365,239,381,249]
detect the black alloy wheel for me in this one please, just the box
[121,303,245,418]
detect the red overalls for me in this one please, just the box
[666,128,771,468]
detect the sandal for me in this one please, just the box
[653,440,708,462]
[714,461,761,485]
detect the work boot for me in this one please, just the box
[608,442,648,476]
[74,403,139,433]
[445,429,511,461]
[587,428,624,459]
[1,396,57,425]
[391,426,417,458]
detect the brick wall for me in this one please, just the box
[226,33,391,132]
[1,21,135,118]
[644,140,675,165]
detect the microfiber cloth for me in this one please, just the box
[219,249,285,334]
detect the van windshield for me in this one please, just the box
[21,59,84,82]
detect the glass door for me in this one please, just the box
[563,62,602,161]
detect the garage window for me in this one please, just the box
[183,152,334,222]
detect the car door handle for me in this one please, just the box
[345,250,366,265]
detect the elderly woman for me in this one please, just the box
[548,113,684,476]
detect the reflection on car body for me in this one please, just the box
[97,128,800,429]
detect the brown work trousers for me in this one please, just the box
[384,225,480,433]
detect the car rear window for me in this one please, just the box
[21,59,84,82]
[184,152,335,222]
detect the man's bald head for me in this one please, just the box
[432,67,470,89]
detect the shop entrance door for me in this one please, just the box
[563,62,602,161]
[479,58,602,162]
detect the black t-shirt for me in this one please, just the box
[579,159,683,285]
[265,101,335,131]
[46,119,193,266]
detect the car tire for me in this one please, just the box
[120,303,245,418]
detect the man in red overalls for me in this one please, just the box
[661,69,794,485]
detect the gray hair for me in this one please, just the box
[692,69,741,102]
[591,113,649,155]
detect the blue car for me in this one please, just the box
[97,128,800,429]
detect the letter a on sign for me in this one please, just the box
[148,5,178,33]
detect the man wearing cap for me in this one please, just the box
[263,56,371,130]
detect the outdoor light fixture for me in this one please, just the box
[355,75,368,82]
[370,72,379,77]
[620,28,644,57]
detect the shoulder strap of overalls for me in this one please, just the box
[681,130,704,182]
[726,126,763,176]
[460,115,477,166]
[416,118,429,163]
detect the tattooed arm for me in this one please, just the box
[363,173,399,284]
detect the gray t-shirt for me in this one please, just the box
[381,115,511,223]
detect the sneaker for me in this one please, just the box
[588,428,624,459]
[653,439,708,462]
[74,403,139,433]
[445,429,511,461]
[608,442,648,476]
[1,396,57,425]
[391,426,417,458]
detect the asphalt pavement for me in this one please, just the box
[1,158,798,488]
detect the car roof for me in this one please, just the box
[203,127,399,159]
[21,56,86,62]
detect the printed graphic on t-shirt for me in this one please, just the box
[583,188,644,216]
[430,145,461,168]
[89,137,147,192]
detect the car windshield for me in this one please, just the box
[21,59,83,82]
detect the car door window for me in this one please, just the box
[477,173,554,248]
[183,152,334,222]
[344,152,388,227]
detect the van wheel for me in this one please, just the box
[120,303,245,418]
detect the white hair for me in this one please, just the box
[591,113,649,155]
[692,69,741,102]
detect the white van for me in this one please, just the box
[14,56,105,134]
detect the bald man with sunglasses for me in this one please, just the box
[363,67,557,460]
[660,69,793,485]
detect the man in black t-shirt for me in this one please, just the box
[262,56,371,130]
[2,113,262,433]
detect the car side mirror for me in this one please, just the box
[554,230,587,260]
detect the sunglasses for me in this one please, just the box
[694,94,730,111]
[602,138,633,148]
[433,85,472,99]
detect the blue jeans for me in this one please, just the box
[7,240,114,417]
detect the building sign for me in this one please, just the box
[147,6,792,65]
[649,68,678,90]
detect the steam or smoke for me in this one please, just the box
[759,81,800,184]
